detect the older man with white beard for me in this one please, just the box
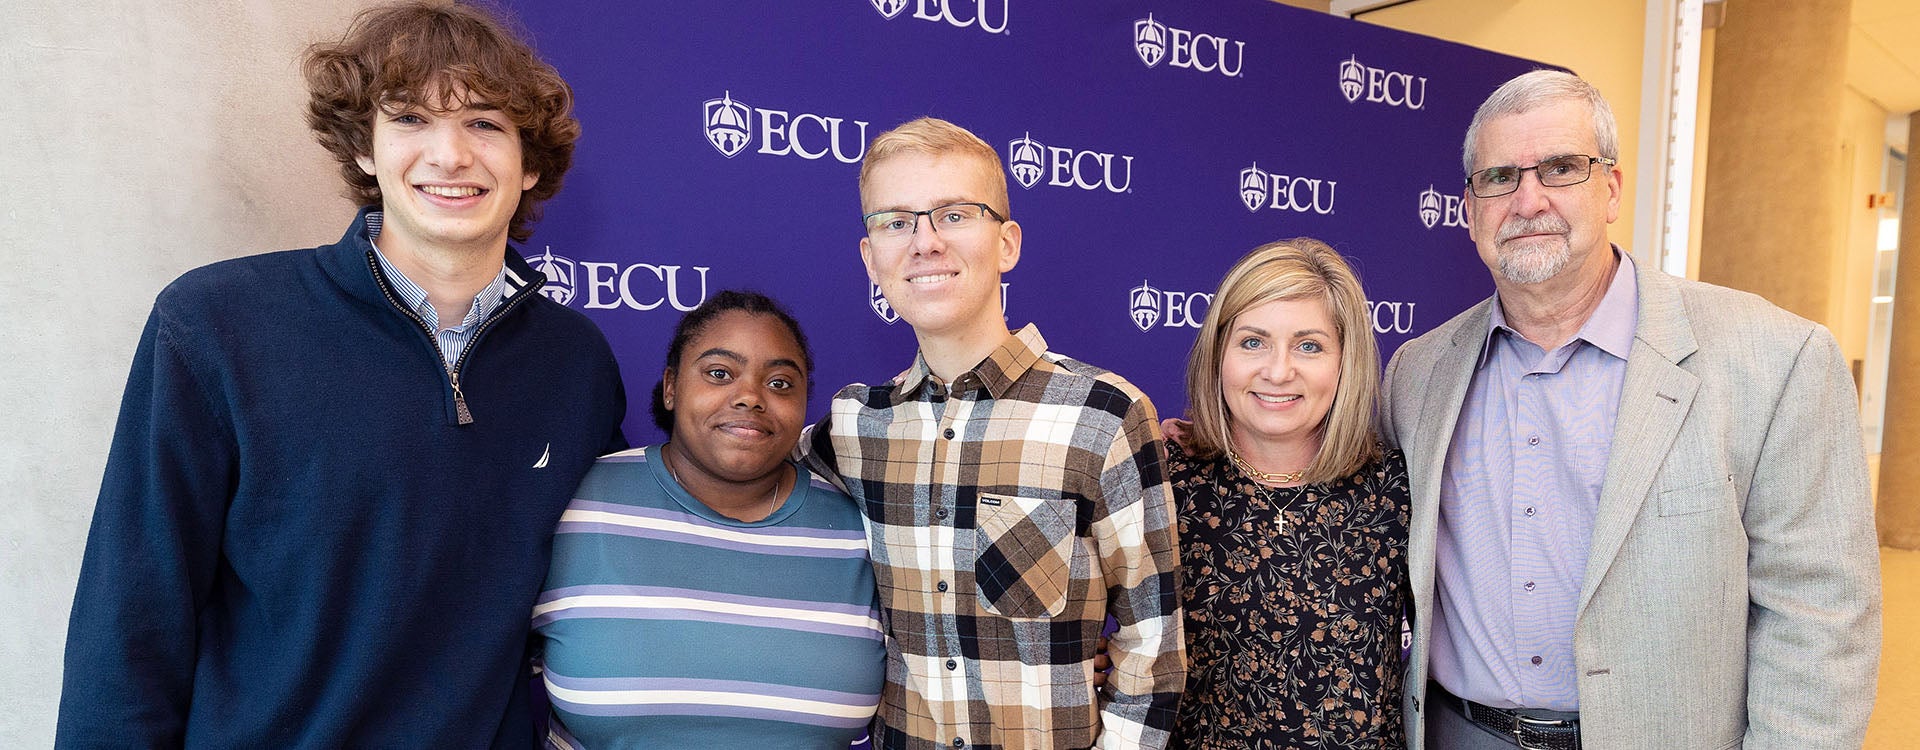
[1380,70,1880,750]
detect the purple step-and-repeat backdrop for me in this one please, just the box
[504,0,1548,445]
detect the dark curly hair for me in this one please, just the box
[301,0,578,242]
[651,291,816,435]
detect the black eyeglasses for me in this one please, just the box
[861,202,1006,249]
[1466,154,1615,198]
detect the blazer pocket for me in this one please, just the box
[1658,474,1735,517]
[974,493,1077,618]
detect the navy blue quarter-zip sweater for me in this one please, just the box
[58,207,628,749]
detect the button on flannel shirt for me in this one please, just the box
[807,325,1184,750]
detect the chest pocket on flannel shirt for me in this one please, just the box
[974,493,1077,618]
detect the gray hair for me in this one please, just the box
[1462,69,1618,175]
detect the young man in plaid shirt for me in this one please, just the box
[807,117,1184,750]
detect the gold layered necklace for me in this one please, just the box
[1226,448,1307,485]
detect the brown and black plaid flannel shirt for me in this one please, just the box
[807,325,1184,750]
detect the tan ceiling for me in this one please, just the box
[1849,0,1920,113]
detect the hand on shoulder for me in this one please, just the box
[1161,417,1192,448]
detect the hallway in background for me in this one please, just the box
[1869,545,1918,748]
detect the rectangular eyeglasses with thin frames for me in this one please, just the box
[862,202,1006,249]
[1467,154,1616,198]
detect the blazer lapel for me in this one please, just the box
[1413,303,1493,499]
[1577,266,1700,615]
[1407,301,1492,618]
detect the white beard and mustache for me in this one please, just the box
[1492,214,1573,284]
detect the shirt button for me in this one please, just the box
[944,428,956,439]
[1531,655,1543,666]
[937,581,949,592]
[952,740,965,748]
[935,507,949,519]
[1525,506,1536,517]
[1524,581,1536,591]
[1527,435,1541,446]
[946,659,957,670]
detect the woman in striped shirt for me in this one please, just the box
[533,291,885,749]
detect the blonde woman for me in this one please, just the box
[1169,238,1410,749]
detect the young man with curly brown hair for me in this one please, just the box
[55,3,626,747]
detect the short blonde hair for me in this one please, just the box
[858,117,1009,217]
[1183,238,1381,483]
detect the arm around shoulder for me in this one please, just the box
[1092,396,1183,749]
[1380,347,1406,449]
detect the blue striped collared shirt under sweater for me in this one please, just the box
[365,211,516,367]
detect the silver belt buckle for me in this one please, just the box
[1514,713,1571,750]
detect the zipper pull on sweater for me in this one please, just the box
[450,370,473,425]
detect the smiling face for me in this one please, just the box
[858,151,1021,344]
[1465,101,1621,286]
[1219,296,1343,454]
[354,87,539,260]
[660,310,809,487]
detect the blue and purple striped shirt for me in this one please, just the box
[1431,251,1637,711]
[532,445,885,748]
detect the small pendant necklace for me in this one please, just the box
[1226,448,1307,485]
[662,447,785,521]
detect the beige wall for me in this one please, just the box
[1840,88,1894,367]
[0,2,366,744]
[1356,0,1647,251]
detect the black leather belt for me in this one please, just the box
[1435,683,1581,750]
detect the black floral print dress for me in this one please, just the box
[1169,441,1411,750]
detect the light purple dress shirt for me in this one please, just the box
[1431,250,1638,711]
